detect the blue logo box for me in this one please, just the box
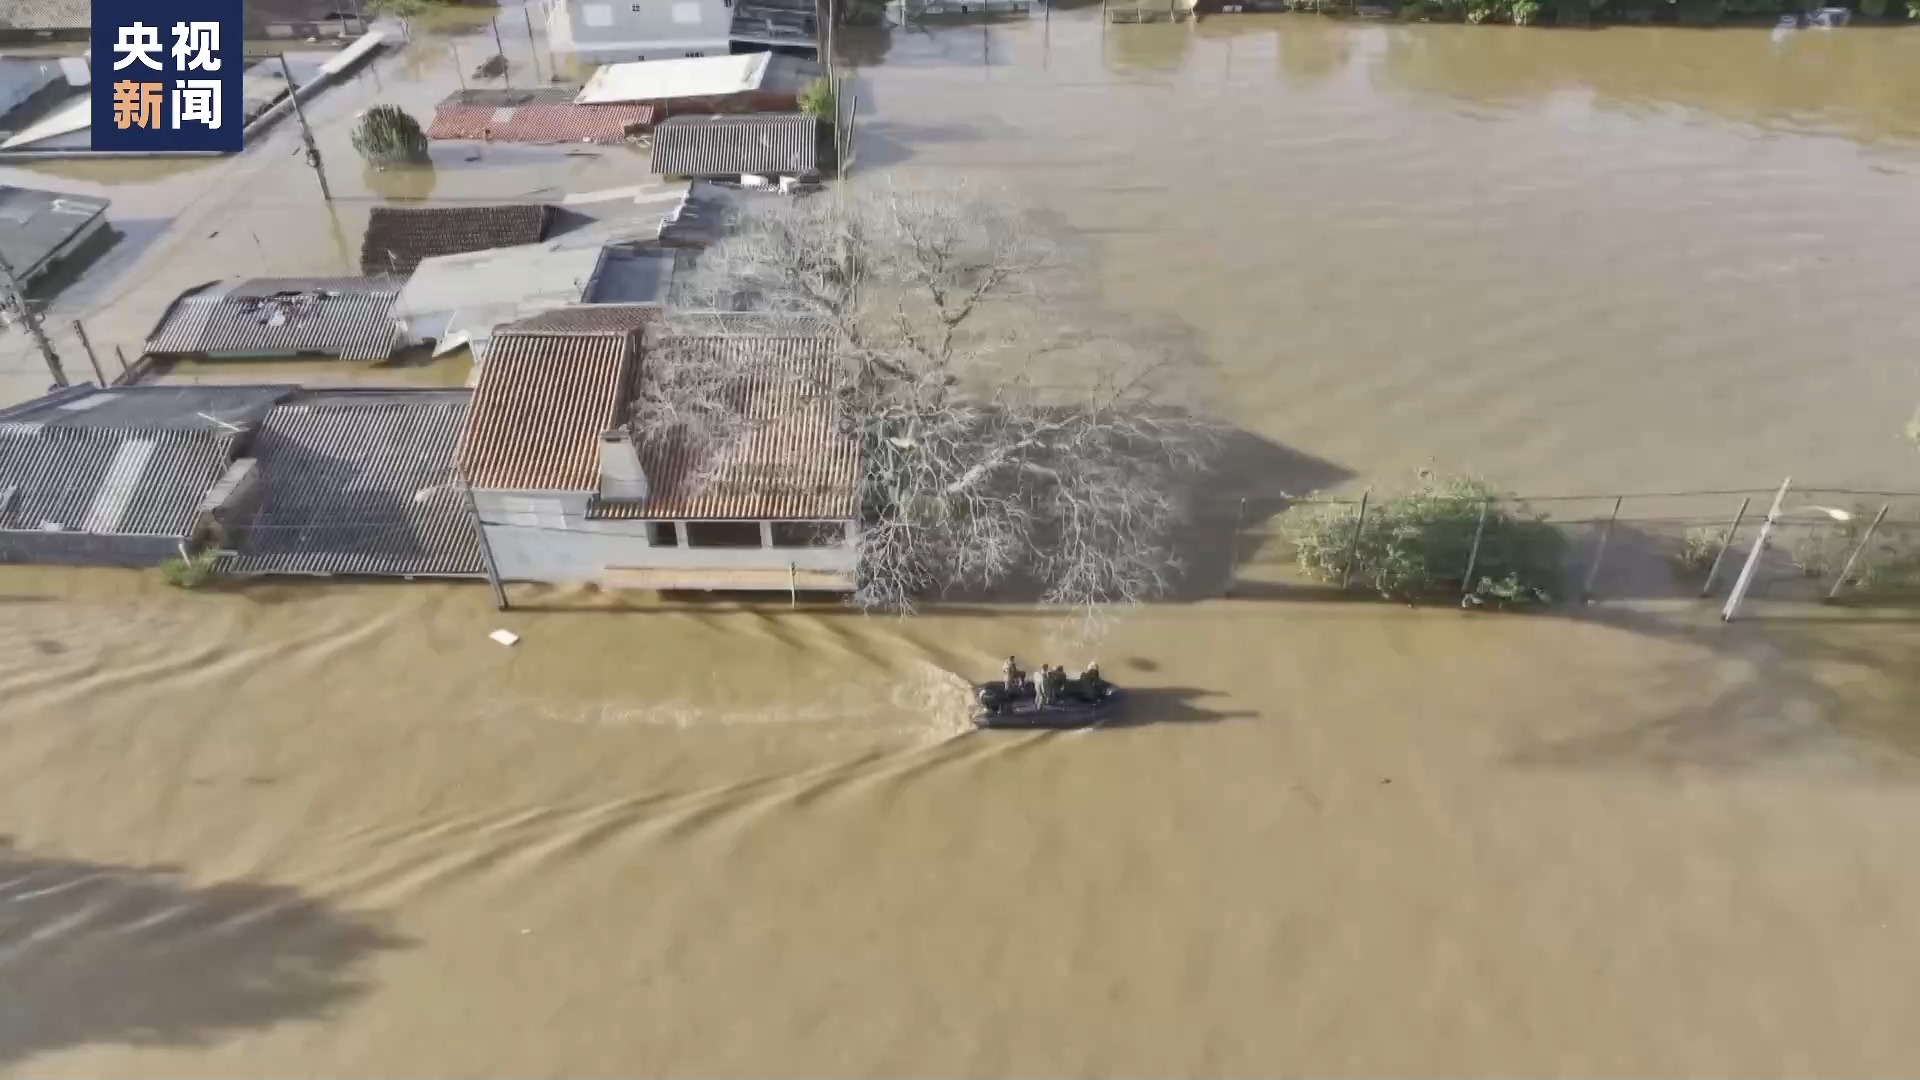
[91,0,244,153]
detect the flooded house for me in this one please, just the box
[214,388,481,579]
[144,278,403,363]
[542,0,736,63]
[359,203,555,278]
[459,310,861,592]
[0,185,109,303]
[0,0,366,43]
[388,227,675,362]
[650,113,820,182]
[423,88,657,145]
[0,383,291,567]
[573,52,820,116]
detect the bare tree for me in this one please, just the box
[653,179,1216,624]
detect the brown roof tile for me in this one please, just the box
[359,204,552,277]
[425,88,657,145]
[499,305,662,335]
[594,331,861,522]
[458,328,639,491]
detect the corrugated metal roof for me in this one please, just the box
[0,425,237,538]
[650,113,819,178]
[425,87,656,144]
[145,277,402,361]
[459,328,639,491]
[390,242,605,320]
[593,330,860,521]
[0,383,293,431]
[222,390,481,578]
[0,184,109,282]
[359,204,553,277]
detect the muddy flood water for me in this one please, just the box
[8,9,1920,1076]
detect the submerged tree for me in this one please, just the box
[646,181,1216,625]
[351,104,429,168]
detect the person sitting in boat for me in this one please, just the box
[1079,661,1102,691]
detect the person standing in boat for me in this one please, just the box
[1003,655,1025,693]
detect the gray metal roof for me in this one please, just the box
[650,114,819,179]
[222,389,482,578]
[0,185,108,282]
[145,277,403,361]
[0,384,292,540]
[0,383,294,431]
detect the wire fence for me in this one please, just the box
[1200,481,1920,619]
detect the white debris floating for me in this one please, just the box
[489,629,520,647]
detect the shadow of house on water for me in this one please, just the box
[0,837,411,1070]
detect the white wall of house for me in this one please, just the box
[474,487,858,588]
[549,0,735,61]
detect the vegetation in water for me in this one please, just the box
[1284,473,1566,608]
[160,549,220,590]
[1675,525,1722,573]
[798,78,838,121]
[352,105,430,168]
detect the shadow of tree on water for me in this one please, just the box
[0,838,410,1069]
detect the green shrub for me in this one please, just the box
[1513,0,1543,21]
[1675,525,1721,572]
[1860,0,1887,15]
[1466,0,1512,20]
[351,104,429,168]
[1908,0,1920,20]
[160,549,219,589]
[1284,474,1567,608]
[798,77,837,120]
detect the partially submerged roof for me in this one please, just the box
[500,305,661,335]
[222,388,482,578]
[391,240,608,320]
[594,322,860,522]
[425,87,656,145]
[459,323,644,491]
[656,181,736,247]
[650,113,819,178]
[359,203,553,278]
[575,52,817,105]
[0,384,293,540]
[145,277,403,361]
[0,184,107,281]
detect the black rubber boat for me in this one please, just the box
[972,678,1124,730]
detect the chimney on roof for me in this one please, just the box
[598,428,649,502]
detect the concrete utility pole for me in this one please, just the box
[277,53,333,202]
[0,249,68,387]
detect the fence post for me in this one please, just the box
[1340,489,1370,590]
[1460,498,1490,604]
[1722,477,1791,623]
[70,319,105,384]
[789,562,798,609]
[1580,495,1623,604]
[1699,496,1750,598]
[1224,496,1246,597]
[1826,504,1889,603]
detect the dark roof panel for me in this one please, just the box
[359,204,553,277]
[222,389,481,578]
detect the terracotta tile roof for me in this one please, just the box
[425,88,657,145]
[593,330,861,522]
[359,204,552,277]
[458,326,640,491]
[499,304,662,335]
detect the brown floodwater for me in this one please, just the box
[8,11,1920,1077]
